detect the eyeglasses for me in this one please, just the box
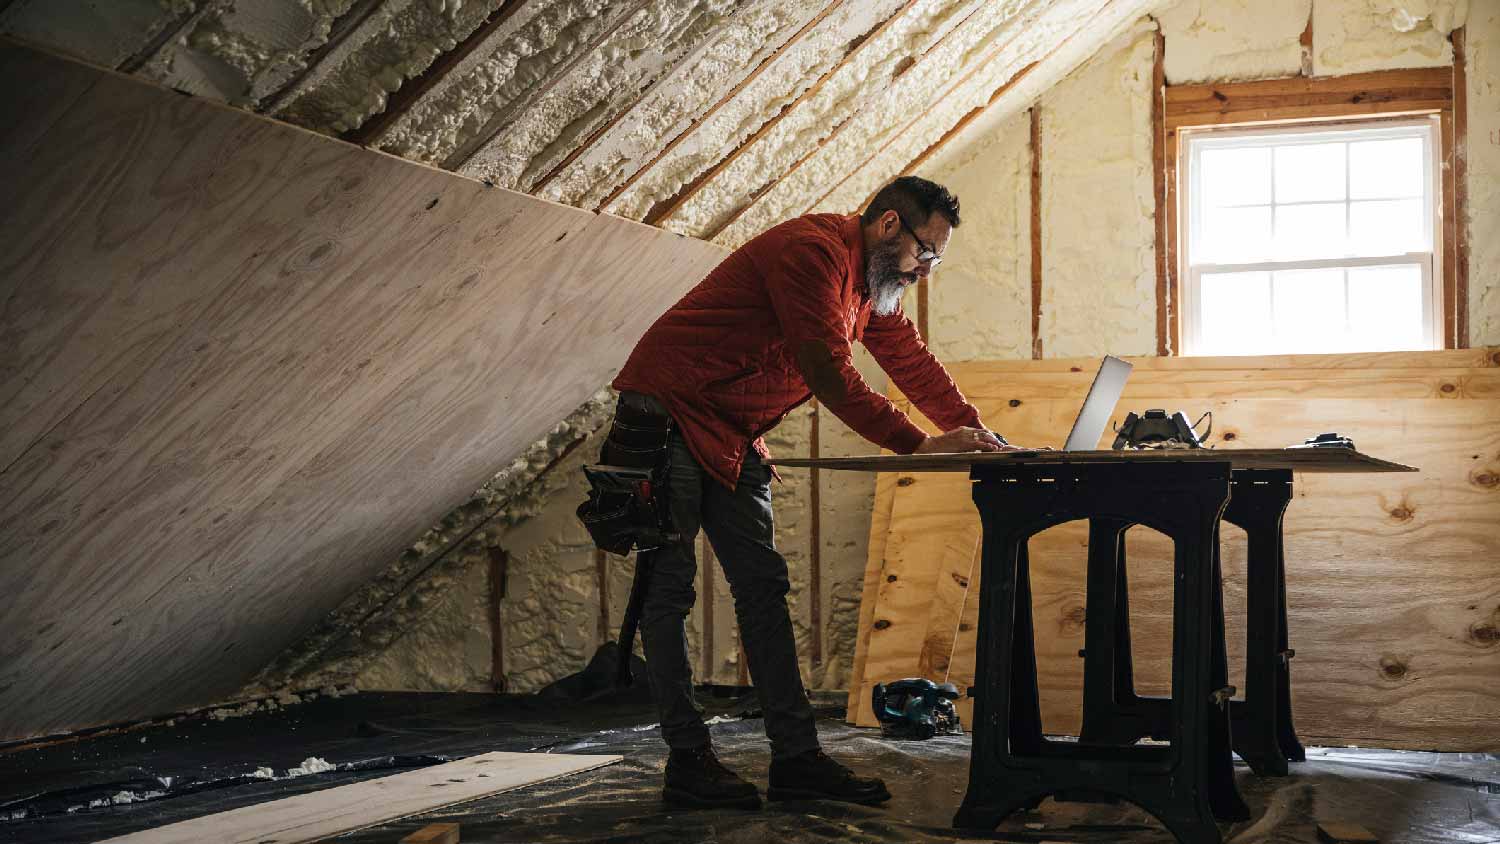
[896,215,943,268]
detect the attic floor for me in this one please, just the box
[2,689,1496,844]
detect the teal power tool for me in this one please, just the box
[871,678,963,740]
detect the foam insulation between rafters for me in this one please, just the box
[810,0,1158,220]
[659,0,996,239]
[0,0,174,69]
[456,0,748,192]
[601,0,905,220]
[372,0,628,165]
[273,0,505,134]
[536,0,833,207]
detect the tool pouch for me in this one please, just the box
[576,396,674,555]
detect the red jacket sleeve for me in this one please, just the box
[862,308,985,432]
[765,238,929,454]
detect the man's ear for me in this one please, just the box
[878,210,901,238]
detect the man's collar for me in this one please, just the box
[842,214,867,298]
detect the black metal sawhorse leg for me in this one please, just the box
[955,461,1247,844]
[1078,469,1305,775]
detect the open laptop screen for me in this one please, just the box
[1063,355,1133,451]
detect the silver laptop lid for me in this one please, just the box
[1063,355,1133,451]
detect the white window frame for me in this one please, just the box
[1178,116,1444,356]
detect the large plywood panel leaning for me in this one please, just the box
[846,349,1500,750]
[0,41,728,741]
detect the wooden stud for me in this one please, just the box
[442,0,653,172]
[637,1,917,226]
[701,533,715,679]
[1029,105,1043,360]
[1299,5,1314,78]
[595,548,609,648]
[1452,27,1468,349]
[809,400,822,667]
[401,822,461,844]
[487,546,508,692]
[345,0,530,146]
[1151,26,1170,357]
[258,0,386,115]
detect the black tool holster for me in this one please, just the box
[576,392,680,686]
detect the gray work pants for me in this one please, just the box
[622,393,819,760]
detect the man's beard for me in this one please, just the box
[866,237,919,317]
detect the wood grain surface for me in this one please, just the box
[839,351,1500,749]
[97,752,620,844]
[0,43,728,741]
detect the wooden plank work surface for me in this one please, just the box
[97,752,620,844]
[771,447,1416,474]
[831,350,1500,747]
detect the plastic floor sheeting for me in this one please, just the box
[3,689,1496,844]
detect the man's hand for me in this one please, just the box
[914,427,1025,454]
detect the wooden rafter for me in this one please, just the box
[1452,27,1468,348]
[638,0,923,226]
[441,0,653,172]
[530,0,846,197]
[700,0,994,239]
[116,2,203,74]
[257,0,388,115]
[593,0,853,213]
[344,0,529,146]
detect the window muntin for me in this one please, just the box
[1181,119,1441,356]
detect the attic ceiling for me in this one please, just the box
[2,0,1160,247]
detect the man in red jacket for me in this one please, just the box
[610,176,1016,809]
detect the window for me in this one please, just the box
[1180,118,1442,356]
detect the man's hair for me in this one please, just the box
[861,176,961,228]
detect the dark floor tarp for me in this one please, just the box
[2,688,1497,843]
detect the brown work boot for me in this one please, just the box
[663,744,762,809]
[767,748,892,805]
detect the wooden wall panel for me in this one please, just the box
[862,351,1500,749]
[0,43,728,741]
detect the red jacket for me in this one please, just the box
[613,213,983,489]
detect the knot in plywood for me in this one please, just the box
[1378,655,1409,680]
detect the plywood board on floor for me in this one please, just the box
[98,752,621,844]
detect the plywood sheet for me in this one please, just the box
[0,43,728,741]
[845,352,1500,749]
[98,752,621,844]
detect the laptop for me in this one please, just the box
[1062,355,1133,451]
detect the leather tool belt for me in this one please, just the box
[576,393,678,556]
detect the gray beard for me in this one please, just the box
[866,238,917,317]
